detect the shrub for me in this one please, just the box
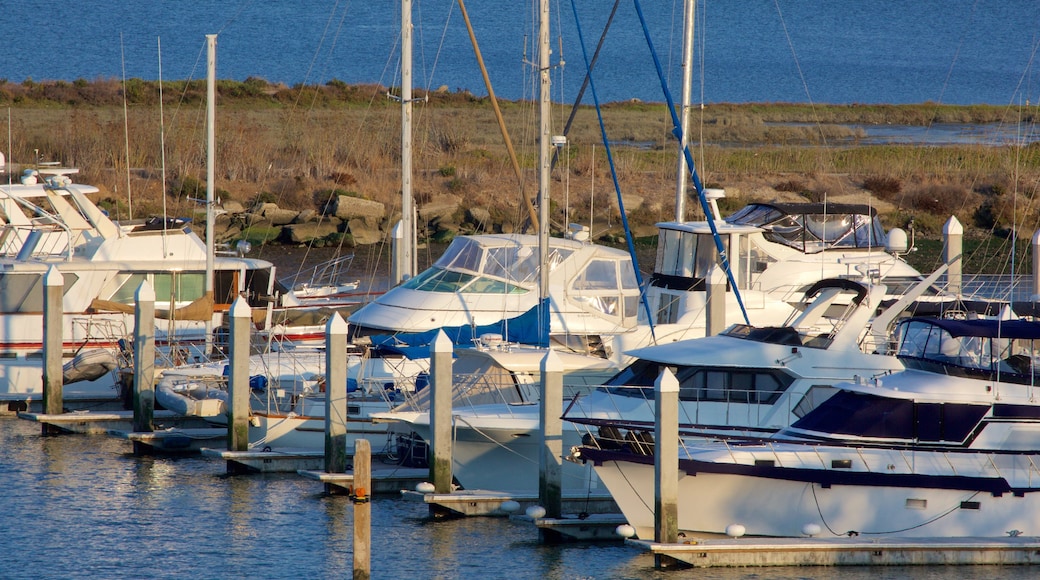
[863,175,901,199]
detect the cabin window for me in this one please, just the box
[675,367,793,404]
[153,273,205,304]
[656,293,681,325]
[435,237,483,273]
[0,272,78,313]
[574,260,618,291]
[484,246,539,285]
[106,272,206,305]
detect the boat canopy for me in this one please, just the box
[725,202,887,253]
[894,317,1040,376]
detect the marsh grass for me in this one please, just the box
[1,78,1038,254]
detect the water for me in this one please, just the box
[2,417,1039,580]
[1,1,1036,105]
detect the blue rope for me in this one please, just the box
[630,0,750,325]
[569,0,657,341]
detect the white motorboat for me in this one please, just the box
[351,194,968,368]
[374,278,906,495]
[0,166,360,411]
[155,345,428,451]
[577,316,1040,539]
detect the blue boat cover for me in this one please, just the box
[368,298,550,358]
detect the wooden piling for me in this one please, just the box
[1032,229,1040,302]
[705,265,726,336]
[654,368,680,569]
[353,438,371,580]
[41,266,64,435]
[325,313,349,481]
[429,331,453,517]
[943,216,963,297]
[227,297,251,467]
[538,349,563,526]
[131,281,156,450]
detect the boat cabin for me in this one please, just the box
[893,317,1040,379]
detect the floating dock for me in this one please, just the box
[19,410,210,435]
[298,466,428,495]
[201,447,326,473]
[629,535,1040,568]
[401,489,619,518]
[108,427,227,453]
[518,512,629,542]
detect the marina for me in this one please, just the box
[2,1,1040,577]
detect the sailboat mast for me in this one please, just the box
[205,34,216,350]
[675,0,695,221]
[398,0,416,283]
[538,0,550,302]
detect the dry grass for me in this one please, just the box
[1,79,1038,244]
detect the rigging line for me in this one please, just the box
[215,0,255,36]
[120,32,133,221]
[548,0,621,176]
[568,0,656,341]
[770,0,826,148]
[157,37,169,256]
[424,0,458,93]
[631,0,751,325]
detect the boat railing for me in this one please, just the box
[703,439,1040,487]
[938,273,1033,303]
[569,383,799,433]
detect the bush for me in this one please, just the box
[863,175,901,199]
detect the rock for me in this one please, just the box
[221,199,245,213]
[263,207,299,226]
[295,209,317,223]
[346,218,383,245]
[280,222,340,245]
[418,194,461,222]
[466,207,491,227]
[327,195,385,221]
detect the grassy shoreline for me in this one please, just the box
[2,79,1037,275]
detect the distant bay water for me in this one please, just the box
[1,0,1037,106]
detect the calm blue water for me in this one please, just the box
[0,1,1036,105]
[2,417,1039,580]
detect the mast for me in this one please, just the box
[205,34,216,352]
[538,0,550,308]
[394,0,416,285]
[674,0,695,221]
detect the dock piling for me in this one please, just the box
[429,330,453,518]
[654,368,680,569]
[42,266,64,435]
[325,313,349,486]
[131,281,156,451]
[352,438,371,579]
[227,297,251,469]
[943,216,963,297]
[538,349,563,532]
[706,265,726,336]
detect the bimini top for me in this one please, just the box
[899,317,1040,341]
[724,202,887,252]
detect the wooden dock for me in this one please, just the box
[518,512,630,542]
[401,489,619,518]
[108,427,227,453]
[201,447,326,473]
[19,410,210,434]
[298,466,429,495]
[629,535,1040,568]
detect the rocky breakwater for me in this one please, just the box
[211,192,499,248]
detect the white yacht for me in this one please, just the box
[351,193,945,368]
[577,317,1040,539]
[374,279,906,495]
[0,168,353,410]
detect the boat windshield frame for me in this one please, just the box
[401,237,573,294]
[725,202,887,253]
